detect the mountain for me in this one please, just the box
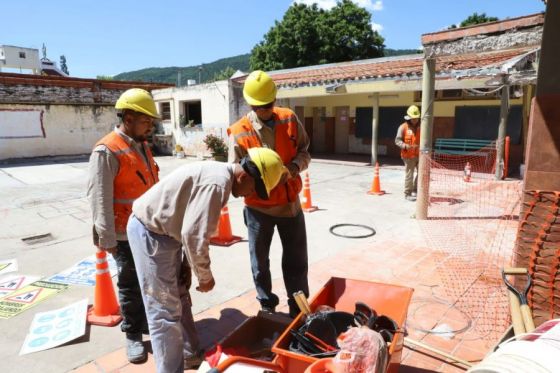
[113,49,422,84]
[384,48,422,56]
[113,54,250,84]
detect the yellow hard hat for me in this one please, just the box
[405,105,420,120]
[241,147,287,199]
[115,88,160,119]
[243,70,277,106]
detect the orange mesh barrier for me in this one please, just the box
[513,191,560,326]
[419,150,522,340]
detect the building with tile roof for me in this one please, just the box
[154,13,542,173]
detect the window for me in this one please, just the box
[159,102,171,120]
[182,101,202,126]
[19,52,26,59]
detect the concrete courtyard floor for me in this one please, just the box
[0,155,511,372]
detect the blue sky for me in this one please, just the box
[2,0,545,78]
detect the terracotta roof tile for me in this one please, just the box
[235,47,535,88]
[0,72,172,91]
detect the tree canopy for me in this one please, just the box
[59,55,69,75]
[250,0,384,71]
[449,12,499,29]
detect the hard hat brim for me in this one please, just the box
[243,90,276,107]
[241,156,269,200]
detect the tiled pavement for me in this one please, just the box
[74,239,503,373]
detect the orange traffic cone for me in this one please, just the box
[367,162,385,195]
[301,171,318,212]
[210,205,242,246]
[87,249,122,326]
[463,162,472,182]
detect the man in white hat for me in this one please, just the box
[395,105,421,201]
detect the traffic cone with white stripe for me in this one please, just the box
[210,205,242,246]
[301,171,318,212]
[367,162,385,195]
[87,249,122,326]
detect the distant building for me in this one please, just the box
[0,44,68,76]
[0,45,41,75]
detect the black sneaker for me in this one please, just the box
[125,333,146,363]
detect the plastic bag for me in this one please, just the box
[331,326,388,373]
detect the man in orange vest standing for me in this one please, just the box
[87,88,160,363]
[228,70,311,318]
[395,105,421,201]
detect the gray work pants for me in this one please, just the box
[402,157,418,196]
[127,215,200,373]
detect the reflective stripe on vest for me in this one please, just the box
[228,107,302,207]
[95,131,159,234]
[400,122,420,159]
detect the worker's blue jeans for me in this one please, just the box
[127,215,200,373]
[243,207,309,316]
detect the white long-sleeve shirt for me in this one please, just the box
[132,162,233,284]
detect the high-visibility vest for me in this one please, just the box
[228,107,302,208]
[95,131,159,235]
[400,122,420,159]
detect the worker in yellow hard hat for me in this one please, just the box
[228,70,312,318]
[126,147,285,373]
[395,105,421,201]
[87,88,161,363]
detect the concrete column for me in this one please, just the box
[495,85,510,180]
[416,58,436,220]
[514,0,560,325]
[371,93,380,165]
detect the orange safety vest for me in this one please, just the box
[95,131,159,235]
[400,122,420,159]
[228,107,302,208]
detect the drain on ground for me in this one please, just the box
[21,233,53,244]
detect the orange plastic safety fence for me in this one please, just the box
[419,149,522,341]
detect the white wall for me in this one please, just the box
[0,104,114,160]
[0,46,40,73]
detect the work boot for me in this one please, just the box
[126,333,146,363]
[184,351,204,370]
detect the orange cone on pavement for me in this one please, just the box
[87,249,123,327]
[367,162,385,195]
[210,205,242,246]
[301,171,318,212]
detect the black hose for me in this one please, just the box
[329,224,376,239]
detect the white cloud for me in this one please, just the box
[371,22,383,32]
[293,0,337,9]
[293,0,383,11]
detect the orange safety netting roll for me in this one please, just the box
[513,191,560,327]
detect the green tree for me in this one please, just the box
[59,55,69,75]
[96,75,114,80]
[212,66,236,81]
[449,12,499,29]
[250,0,384,71]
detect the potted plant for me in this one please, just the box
[203,134,228,162]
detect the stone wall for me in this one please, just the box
[0,73,171,160]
